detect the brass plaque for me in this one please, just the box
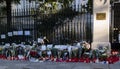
[96,13,106,20]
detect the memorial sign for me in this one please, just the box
[96,13,106,20]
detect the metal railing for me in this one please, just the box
[0,4,93,45]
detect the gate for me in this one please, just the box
[111,2,120,50]
[36,5,93,44]
[0,2,93,44]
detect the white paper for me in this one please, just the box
[38,38,43,43]
[18,31,23,35]
[8,32,13,36]
[25,31,30,35]
[41,45,46,51]
[1,34,6,39]
[13,31,18,35]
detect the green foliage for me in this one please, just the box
[86,0,93,14]
[0,0,20,3]
[0,0,20,15]
[0,0,21,32]
[36,0,76,34]
[58,0,73,8]
[37,7,79,35]
[38,2,60,14]
[37,0,74,14]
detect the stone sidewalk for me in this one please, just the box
[0,60,120,69]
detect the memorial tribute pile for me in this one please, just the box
[0,41,119,64]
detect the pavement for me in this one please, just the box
[0,60,120,69]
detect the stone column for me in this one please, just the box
[92,0,111,55]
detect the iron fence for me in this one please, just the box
[110,2,120,50]
[0,4,93,45]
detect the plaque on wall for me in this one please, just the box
[96,13,106,20]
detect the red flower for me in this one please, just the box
[65,58,79,62]
[85,58,90,63]
[107,55,119,64]
[30,51,37,57]
[79,58,85,62]
[0,55,6,59]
